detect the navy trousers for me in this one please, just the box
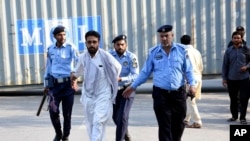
[152,86,186,141]
[113,88,134,141]
[49,81,75,138]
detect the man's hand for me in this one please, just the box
[117,77,122,82]
[44,87,49,94]
[122,86,135,98]
[189,86,196,95]
[222,80,227,88]
[70,72,77,81]
[70,72,78,91]
[71,80,78,91]
[240,66,248,72]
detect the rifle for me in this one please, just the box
[36,92,47,116]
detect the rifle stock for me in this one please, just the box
[36,93,47,116]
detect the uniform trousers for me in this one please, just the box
[113,87,134,141]
[152,86,186,141]
[227,78,249,120]
[49,81,75,138]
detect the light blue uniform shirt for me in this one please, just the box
[109,50,139,86]
[131,42,196,90]
[44,42,79,79]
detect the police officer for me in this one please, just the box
[110,35,139,141]
[44,25,78,141]
[122,25,196,141]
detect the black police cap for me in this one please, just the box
[112,35,127,43]
[236,26,244,31]
[157,25,173,32]
[53,25,66,35]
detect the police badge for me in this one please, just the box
[132,58,138,68]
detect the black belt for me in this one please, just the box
[153,86,184,94]
[54,77,71,84]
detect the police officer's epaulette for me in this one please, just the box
[65,42,75,48]
[148,45,159,53]
[176,43,186,50]
[108,49,116,55]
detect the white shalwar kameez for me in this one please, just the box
[74,49,121,141]
[184,44,203,125]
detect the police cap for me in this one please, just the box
[236,26,244,31]
[112,34,127,43]
[157,25,173,32]
[53,25,66,35]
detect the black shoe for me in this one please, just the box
[227,117,237,122]
[62,136,69,141]
[53,134,62,141]
[124,132,131,141]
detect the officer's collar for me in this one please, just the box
[158,42,176,52]
[53,42,67,48]
[115,50,127,57]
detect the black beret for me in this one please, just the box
[236,26,244,31]
[157,25,173,32]
[112,35,127,43]
[53,25,66,35]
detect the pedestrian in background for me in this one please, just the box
[227,26,247,47]
[180,35,203,128]
[122,25,196,141]
[70,30,122,141]
[110,34,139,141]
[222,31,250,124]
[227,26,248,112]
[44,25,79,141]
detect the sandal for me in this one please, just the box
[240,119,247,125]
[227,117,237,122]
[186,122,202,128]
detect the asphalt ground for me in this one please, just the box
[1,92,250,141]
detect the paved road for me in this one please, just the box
[1,92,249,141]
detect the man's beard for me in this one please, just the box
[116,49,125,56]
[87,46,98,55]
[161,40,171,47]
[233,41,242,46]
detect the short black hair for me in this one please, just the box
[231,31,242,38]
[85,30,100,41]
[180,35,191,45]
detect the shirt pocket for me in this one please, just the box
[154,60,164,70]
[61,50,71,59]
[171,58,181,68]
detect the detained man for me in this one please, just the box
[70,30,122,141]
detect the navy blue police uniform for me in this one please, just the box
[110,35,139,141]
[44,26,79,141]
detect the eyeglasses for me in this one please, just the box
[87,40,98,44]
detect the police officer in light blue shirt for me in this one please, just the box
[44,25,78,141]
[109,35,139,141]
[123,25,196,141]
